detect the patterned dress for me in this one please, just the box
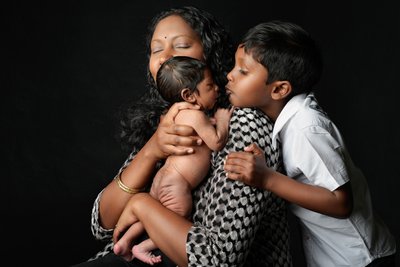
[187,108,292,267]
[89,108,292,267]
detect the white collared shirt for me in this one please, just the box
[272,93,396,267]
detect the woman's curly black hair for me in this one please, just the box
[118,6,234,153]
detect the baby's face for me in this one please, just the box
[194,69,219,110]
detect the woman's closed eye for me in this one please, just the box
[151,43,190,54]
[151,44,163,54]
[174,42,191,49]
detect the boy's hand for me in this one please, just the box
[224,143,270,189]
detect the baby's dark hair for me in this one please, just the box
[156,56,207,104]
[241,20,323,96]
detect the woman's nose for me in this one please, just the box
[159,50,173,66]
[159,56,168,66]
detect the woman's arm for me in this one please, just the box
[113,193,192,267]
[98,102,202,229]
[114,108,290,267]
[224,143,353,218]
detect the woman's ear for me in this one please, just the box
[181,88,197,103]
[271,81,292,100]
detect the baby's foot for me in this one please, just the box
[132,245,162,265]
[113,238,134,261]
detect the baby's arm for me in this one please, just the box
[212,107,234,148]
[224,143,353,218]
[176,107,233,151]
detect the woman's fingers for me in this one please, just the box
[156,120,202,157]
[113,224,123,244]
[170,124,197,139]
[112,210,137,244]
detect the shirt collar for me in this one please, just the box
[271,93,310,148]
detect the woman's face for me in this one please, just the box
[149,15,204,82]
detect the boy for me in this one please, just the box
[223,21,396,267]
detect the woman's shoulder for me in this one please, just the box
[233,107,272,120]
[231,107,274,129]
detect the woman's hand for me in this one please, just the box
[150,102,203,159]
[112,197,141,261]
[113,193,192,266]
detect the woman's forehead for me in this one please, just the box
[152,15,198,40]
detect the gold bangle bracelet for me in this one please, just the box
[115,172,144,195]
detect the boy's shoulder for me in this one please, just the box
[292,107,333,138]
[307,94,328,117]
[283,93,332,130]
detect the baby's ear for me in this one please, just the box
[271,81,291,100]
[181,88,197,103]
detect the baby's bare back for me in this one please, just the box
[165,108,219,188]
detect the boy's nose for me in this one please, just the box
[226,71,233,82]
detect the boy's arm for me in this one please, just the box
[176,107,233,151]
[224,143,353,219]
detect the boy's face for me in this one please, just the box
[225,46,273,115]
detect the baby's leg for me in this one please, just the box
[113,221,144,262]
[157,174,193,218]
[131,167,192,264]
[132,239,162,265]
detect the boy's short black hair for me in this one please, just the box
[241,20,323,96]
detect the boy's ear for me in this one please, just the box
[271,81,292,100]
[181,88,197,103]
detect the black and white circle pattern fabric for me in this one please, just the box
[187,108,291,267]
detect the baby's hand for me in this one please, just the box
[213,106,234,125]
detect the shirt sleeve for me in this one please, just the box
[90,190,114,240]
[296,125,350,191]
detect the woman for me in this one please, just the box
[72,6,291,267]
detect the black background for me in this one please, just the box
[6,0,399,266]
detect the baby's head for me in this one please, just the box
[240,20,323,97]
[156,56,219,110]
